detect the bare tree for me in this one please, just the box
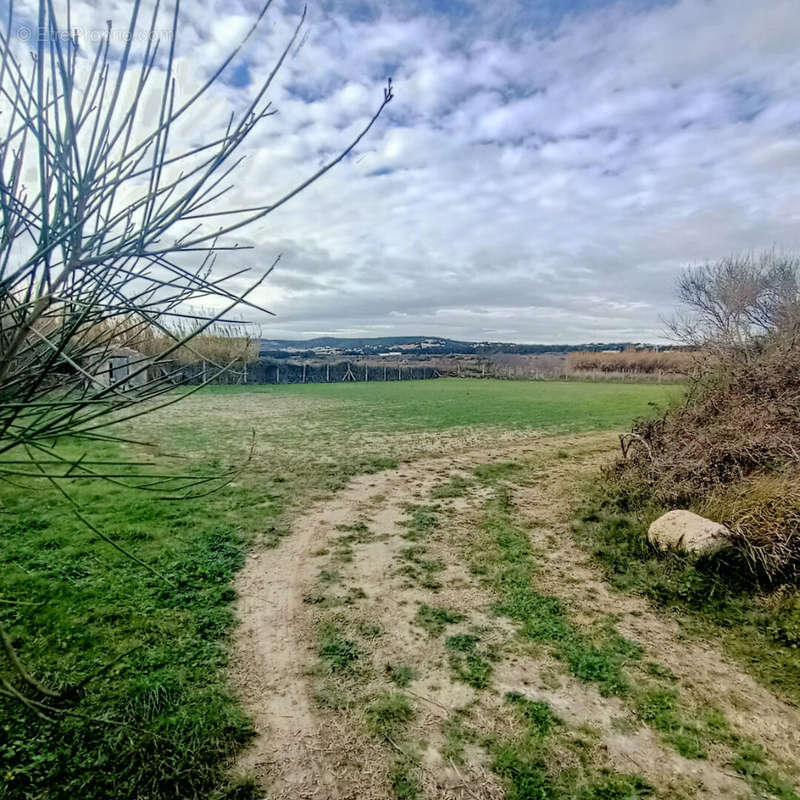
[0,0,392,714]
[670,251,800,349]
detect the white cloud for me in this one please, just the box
[8,0,800,342]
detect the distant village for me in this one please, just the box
[258,336,665,360]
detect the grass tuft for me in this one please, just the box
[365,691,414,738]
[445,634,493,689]
[414,604,465,636]
[318,623,362,673]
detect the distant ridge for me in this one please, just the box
[259,336,660,356]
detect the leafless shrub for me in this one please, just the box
[0,0,391,712]
[668,251,800,351]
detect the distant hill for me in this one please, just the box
[259,336,660,357]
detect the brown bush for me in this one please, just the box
[613,336,800,581]
[567,349,694,374]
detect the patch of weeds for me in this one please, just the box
[398,546,445,590]
[446,634,493,689]
[643,661,677,682]
[474,461,523,485]
[414,604,465,636]
[385,664,418,688]
[431,474,472,499]
[319,568,341,584]
[489,692,652,800]
[693,709,800,799]
[356,620,382,639]
[312,679,355,711]
[303,591,329,605]
[563,629,641,697]
[335,520,370,534]
[633,683,799,797]
[209,777,262,800]
[332,545,354,563]
[400,504,440,541]
[442,716,475,764]
[490,739,551,800]
[365,691,414,738]
[318,623,361,673]
[334,521,373,543]
[348,586,367,603]
[362,457,399,474]
[574,772,653,799]
[390,755,423,800]
[505,691,558,737]
[633,687,706,760]
[303,586,366,607]
[731,741,800,800]
[476,489,640,696]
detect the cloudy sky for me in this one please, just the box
[14,0,800,342]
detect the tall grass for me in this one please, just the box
[567,349,694,375]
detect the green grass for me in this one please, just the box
[365,691,415,738]
[385,664,418,688]
[431,474,473,498]
[445,634,494,689]
[317,622,363,673]
[390,757,423,800]
[194,378,679,434]
[413,604,465,636]
[0,380,677,799]
[399,504,440,541]
[632,687,707,760]
[0,431,286,800]
[487,691,652,800]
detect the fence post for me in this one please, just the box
[365,364,368,382]
[276,365,280,384]
[302,363,307,383]
[326,364,330,383]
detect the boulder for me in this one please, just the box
[648,510,733,556]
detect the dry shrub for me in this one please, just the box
[702,475,800,582]
[567,349,694,374]
[613,335,800,582]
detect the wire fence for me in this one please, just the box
[170,360,441,385]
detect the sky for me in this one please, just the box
[10,0,800,343]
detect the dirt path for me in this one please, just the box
[232,432,800,799]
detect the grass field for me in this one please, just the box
[0,380,800,800]
[0,379,678,800]
[8,378,798,800]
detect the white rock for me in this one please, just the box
[648,510,733,556]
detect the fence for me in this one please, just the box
[169,360,441,385]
